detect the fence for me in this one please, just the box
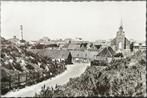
[1,69,65,95]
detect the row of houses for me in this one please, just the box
[28,46,116,64]
[7,23,146,64]
[8,32,146,55]
[29,41,102,51]
[27,49,73,65]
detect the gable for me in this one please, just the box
[97,46,115,57]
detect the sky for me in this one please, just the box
[1,1,146,42]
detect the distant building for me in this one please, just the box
[38,37,50,43]
[94,40,107,46]
[8,36,27,48]
[133,41,146,52]
[28,49,72,65]
[67,42,88,50]
[68,44,81,50]
[111,23,130,52]
[70,50,99,62]
[8,36,20,45]
[29,41,37,45]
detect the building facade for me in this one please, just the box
[111,24,130,52]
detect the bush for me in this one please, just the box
[139,59,146,66]
[1,53,5,58]
[2,63,14,70]
[35,85,54,97]
[25,64,35,70]
[13,63,23,72]
[91,60,108,66]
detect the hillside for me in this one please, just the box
[1,37,52,75]
[1,37,66,95]
[35,50,146,97]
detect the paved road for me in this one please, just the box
[2,63,90,97]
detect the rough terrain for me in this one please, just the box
[35,50,146,97]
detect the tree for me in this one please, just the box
[130,42,134,52]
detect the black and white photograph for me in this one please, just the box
[0,0,146,97]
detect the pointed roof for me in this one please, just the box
[119,26,123,30]
[96,46,115,57]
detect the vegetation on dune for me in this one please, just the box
[1,37,66,95]
[35,50,146,97]
[1,37,66,75]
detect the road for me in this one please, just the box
[2,63,90,97]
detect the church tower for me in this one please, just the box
[115,20,126,51]
[111,20,130,52]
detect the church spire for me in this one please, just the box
[119,18,123,31]
[121,17,123,27]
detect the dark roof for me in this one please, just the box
[97,46,115,57]
[38,49,71,60]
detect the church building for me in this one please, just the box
[111,22,130,52]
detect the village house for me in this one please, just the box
[133,41,146,52]
[28,49,72,65]
[96,46,115,63]
[90,46,115,66]
[69,49,100,62]
[85,50,99,60]
[70,50,86,62]
[66,41,102,62]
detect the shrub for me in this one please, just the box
[13,63,23,72]
[35,85,54,97]
[139,59,146,66]
[1,53,5,58]
[26,64,35,70]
